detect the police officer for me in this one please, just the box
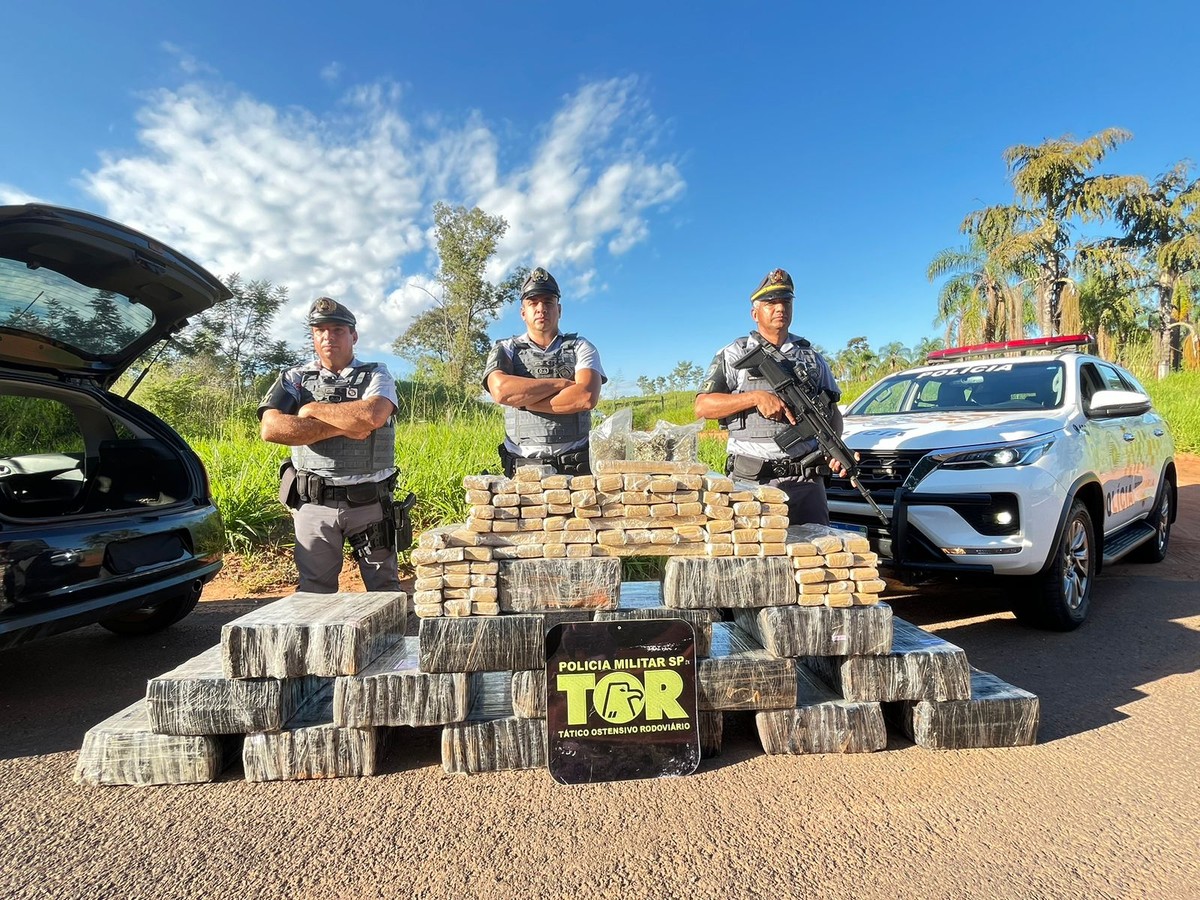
[483,267,606,476]
[258,297,402,593]
[694,268,844,526]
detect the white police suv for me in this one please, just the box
[829,335,1177,630]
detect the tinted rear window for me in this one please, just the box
[0,256,154,357]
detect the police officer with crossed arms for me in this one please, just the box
[258,297,403,593]
[695,268,844,527]
[483,267,606,477]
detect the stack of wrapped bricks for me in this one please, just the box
[75,464,1040,787]
[411,460,893,618]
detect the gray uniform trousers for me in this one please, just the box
[768,475,831,528]
[292,497,401,593]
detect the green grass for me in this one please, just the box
[189,420,293,552]
[1146,372,1200,454]
[184,409,507,553]
[178,370,1199,552]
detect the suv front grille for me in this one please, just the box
[828,450,926,503]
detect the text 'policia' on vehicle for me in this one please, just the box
[828,334,1177,631]
[0,204,228,649]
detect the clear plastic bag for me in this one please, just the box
[588,407,632,466]
[626,419,705,463]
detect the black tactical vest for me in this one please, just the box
[503,333,590,451]
[291,363,396,478]
[724,335,828,448]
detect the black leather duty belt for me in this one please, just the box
[727,454,813,481]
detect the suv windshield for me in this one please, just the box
[0,256,154,358]
[848,361,1065,415]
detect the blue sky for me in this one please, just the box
[3,1,1197,396]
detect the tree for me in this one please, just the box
[392,203,525,393]
[666,361,704,391]
[181,274,299,396]
[875,341,913,375]
[1108,162,1200,375]
[928,230,1031,345]
[636,374,667,395]
[913,336,944,360]
[963,129,1144,337]
[1074,268,1146,362]
[834,336,877,381]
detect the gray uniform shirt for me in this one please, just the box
[259,356,399,485]
[482,332,606,457]
[700,332,841,460]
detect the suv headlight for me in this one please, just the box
[940,438,1055,469]
[904,436,1056,490]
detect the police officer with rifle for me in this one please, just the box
[695,268,854,527]
[258,297,413,593]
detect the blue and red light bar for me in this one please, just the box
[928,334,1095,362]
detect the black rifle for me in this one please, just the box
[732,333,890,524]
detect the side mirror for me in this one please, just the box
[1086,389,1151,418]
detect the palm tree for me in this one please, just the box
[834,337,877,382]
[928,230,1029,345]
[913,336,944,360]
[963,128,1145,337]
[1075,269,1146,362]
[875,341,913,375]
[1110,162,1200,375]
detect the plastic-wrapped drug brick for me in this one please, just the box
[732,603,893,658]
[786,522,871,554]
[887,667,1040,749]
[593,580,716,657]
[147,645,329,735]
[442,672,547,774]
[75,701,237,786]
[242,684,384,782]
[803,617,971,702]
[698,622,797,711]
[221,591,408,678]
[593,460,708,476]
[755,666,887,755]
[497,557,621,612]
[418,614,545,673]
[663,556,795,608]
[333,636,470,727]
[698,710,724,758]
[511,669,546,718]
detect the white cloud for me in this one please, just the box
[0,185,43,205]
[81,73,684,357]
[320,62,342,84]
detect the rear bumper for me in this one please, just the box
[0,559,221,650]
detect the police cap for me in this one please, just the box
[750,268,795,304]
[520,267,561,302]
[307,296,357,327]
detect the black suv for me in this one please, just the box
[0,204,229,648]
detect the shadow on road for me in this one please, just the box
[886,481,1200,743]
[0,597,278,760]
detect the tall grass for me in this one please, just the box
[175,370,1199,552]
[181,406,506,552]
[1146,372,1200,454]
[189,419,292,552]
[394,414,506,530]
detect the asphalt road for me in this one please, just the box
[1,471,1197,900]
